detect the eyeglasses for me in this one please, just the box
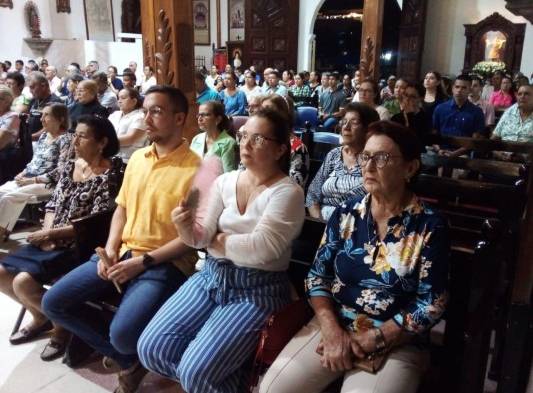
[339,119,361,131]
[237,130,278,148]
[143,106,166,117]
[357,152,402,169]
[197,112,212,118]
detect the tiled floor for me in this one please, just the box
[0,229,179,393]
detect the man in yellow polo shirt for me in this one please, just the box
[43,85,201,393]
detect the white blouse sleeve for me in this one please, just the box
[224,183,305,268]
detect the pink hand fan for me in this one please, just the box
[186,156,223,241]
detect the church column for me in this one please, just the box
[140,0,197,141]
[359,0,385,81]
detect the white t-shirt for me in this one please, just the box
[184,170,305,271]
[140,76,157,94]
[108,108,146,161]
[240,85,262,102]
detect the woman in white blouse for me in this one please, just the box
[137,109,305,393]
[108,87,146,162]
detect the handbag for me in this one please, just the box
[248,299,314,391]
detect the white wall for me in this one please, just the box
[422,0,533,76]
[0,0,141,76]
[297,0,325,71]
[0,0,53,62]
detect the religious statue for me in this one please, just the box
[24,1,42,38]
[232,50,242,69]
[484,31,506,62]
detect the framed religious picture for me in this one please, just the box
[83,0,115,41]
[193,0,210,45]
[228,0,245,41]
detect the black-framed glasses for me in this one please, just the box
[237,130,278,148]
[197,112,212,118]
[357,152,402,169]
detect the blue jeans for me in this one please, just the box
[322,116,339,131]
[42,252,186,369]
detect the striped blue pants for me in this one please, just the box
[137,257,290,393]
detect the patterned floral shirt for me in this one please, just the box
[290,84,312,107]
[306,194,449,335]
[305,146,365,220]
[46,160,113,229]
[492,103,533,143]
[25,132,73,178]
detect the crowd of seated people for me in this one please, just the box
[0,55,531,393]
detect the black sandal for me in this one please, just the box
[9,320,53,345]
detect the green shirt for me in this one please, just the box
[383,98,401,117]
[190,130,238,173]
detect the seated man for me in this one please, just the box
[42,85,201,393]
[263,70,288,97]
[319,72,346,131]
[433,74,485,157]
[92,71,119,113]
[491,84,533,143]
[27,72,62,141]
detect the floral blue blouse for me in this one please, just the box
[306,194,449,335]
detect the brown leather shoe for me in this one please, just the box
[114,361,148,393]
[9,320,53,345]
[40,338,67,361]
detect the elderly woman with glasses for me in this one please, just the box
[260,121,449,393]
[306,102,380,220]
[137,108,305,393]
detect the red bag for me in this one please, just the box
[248,299,314,391]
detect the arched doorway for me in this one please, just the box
[311,0,402,78]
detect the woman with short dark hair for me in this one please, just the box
[138,108,305,393]
[306,102,380,220]
[0,114,119,361]
[261,121,449,393]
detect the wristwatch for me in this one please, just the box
[142,253,156,269]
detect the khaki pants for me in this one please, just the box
[259,316,429,393]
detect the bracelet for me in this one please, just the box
[373,327,387,351]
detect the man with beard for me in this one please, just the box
[42,85,201,393]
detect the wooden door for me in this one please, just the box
[244,0,299,72]
[396,0,427,81]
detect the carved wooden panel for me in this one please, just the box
[396,0,427,81]
[244,0,299,72]
[359,0,384,81]
[140,0,197,141]
[506,0,533,24]
[463,12,526,74]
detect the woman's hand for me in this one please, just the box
[316,327,354,372]
[350,329,377,358]
[107,256,144,284]
[308,204,323,220]
[209,232,227,256]
[15,177,35,187]
[27,229,53,247]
